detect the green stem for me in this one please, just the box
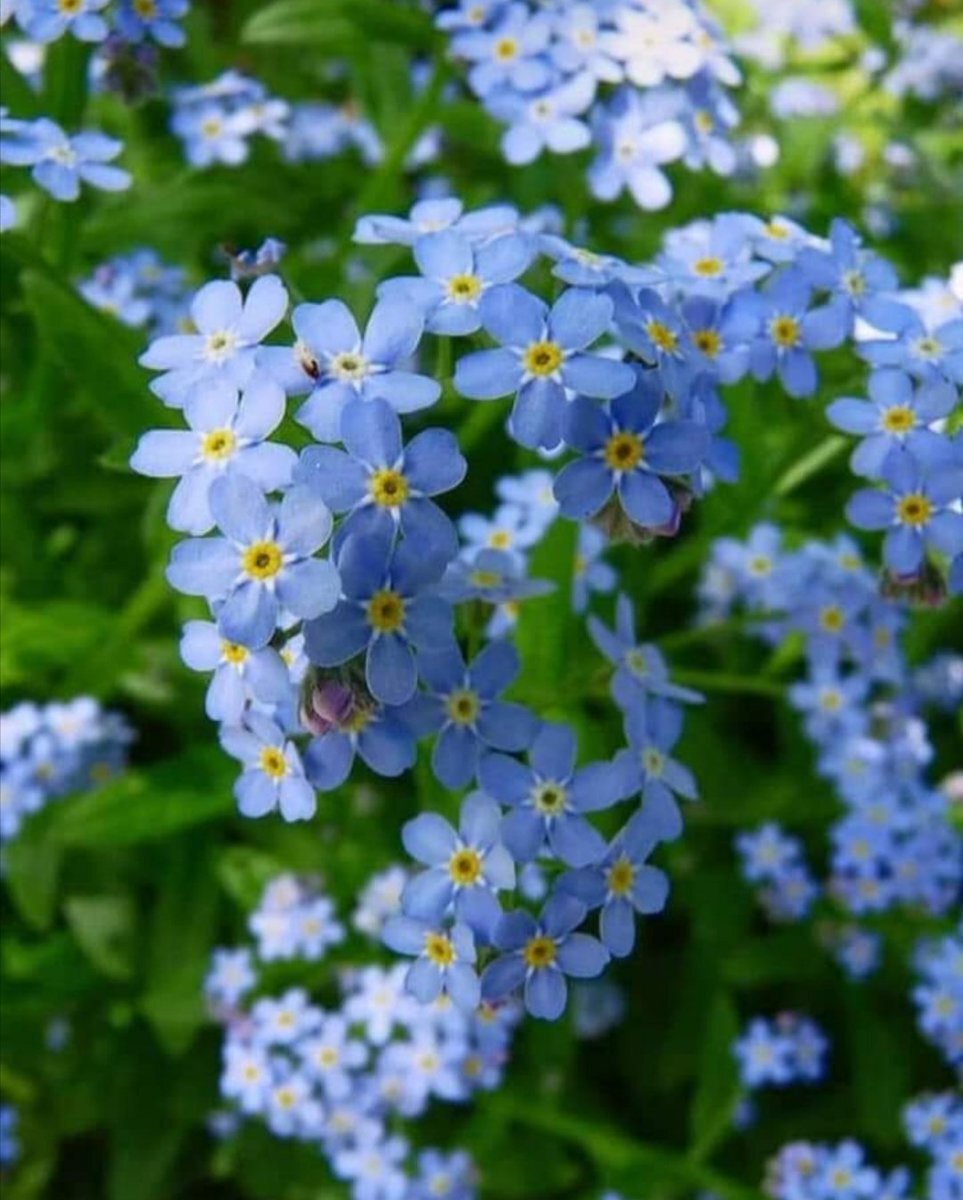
[671,669,786,698]
[774,435,847,497]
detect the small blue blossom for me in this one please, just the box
[131,373,296,534]
[403,641,536,789]
[382,915,480,1012]
[615,697,698,841]
[0,118,130,202]
[302,695,416,790]
[481,893,609,1020]
[554,374,710,531]
[17,0,109,43]
[479,721,626,867]
[860,311,963,384]
[827,368,957,478]
[455,283,636,449]
[179,620,291,725]
[303,527,454,707]
[115,0,189,47]
[846,453,963,576]
[220,712,316,821]
[378,228,534,335]
[140,274,289,407]
[166,474,339,650]
[561,815,669,957]
[399,791,515,938]
[266,296,440,443]
[749,268,848,398]
[295,396,466,559]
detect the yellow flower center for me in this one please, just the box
[133,0,156,15]
[603,431,644,472]
[317,1047,339,1067]
[769,315,801,348]
[494,36,519,61]
[488,530,512,549]
[424,932,456,966]
[242,540,283,581]
[607,856,636,896]
[523,340,564,377]
[203,329,236,359]
[842,269,866,296]
[469,569,501,589]
[819,605,845,632]
[259,746,288,779]
[642,747,664,776]
[819,689,842,712]
[693,256,723,277]
[331,351,369,381]
[343,707,373,734]
[625,647,648,677]
[881,405,915,433]
[693,329,722,357]
[897,493,932,526]
[446,273,482,303]
[369,468,409,508]
[221,640,249,665]
[694,109,714,133]
[646,320,679,352]
[523,935,557,969]
[532,781,567,815]
[201,428,237,461]
[275,1086,296,1109]
[748,555,771,576]
[445,689,480,726]
[448,848,483,885]
[367,589,406,632]
[912,336,942,361]
[765,220,789,240]
[58,0,83,12]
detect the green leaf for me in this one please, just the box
[688,990,741,1162]
[0,598,117,690]
[242,0,437,50]
[64,895,136,980]
[140,838,221,1054]
[42,747,235,847]
[17,264,161,438]
[514,517,578,705]
[216,844,288,910]
[2,838,63,931]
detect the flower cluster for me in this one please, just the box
[904,1092,963,1200]
[4,0,189,47]
[764,1139,912,1200]
[704,526,962,950]
[170,72,290,169]
[206,872,517,1200]
[77,248,190,335]
[0,698,133,846]
[437,0,743,205]
[733,1013,829,1091]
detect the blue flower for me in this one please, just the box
[481,893,609,1020]
[748,268,848,398]
[860,312,963,384]
[680,291,761,384]
[455,5,553,97]
[115,0,189,47]
[827,368,957,479]
[270,296,440,442]
[378,228,534,335]
[167,474,340,649]
[560,815,669,957]
[131,373,296,534]
[180,620,291,724]
[615,697,699,841]
[588,88,685,211]
[493,74,594,166]
[0,118,130,202]
[220,712,315,821]
[478,722,626,867]
[611,285,692,397]
[796,218,905,332]
[400,792,515,938]
[588,594,705,710]
[140,274,289,407]
[354,197,520,247]
[455,283,636,449]
[17,0,109,43]
[439,547,553,606]
[846,453,963,576]
[572,524,616,613]
[382,916,480,1011]
[303,700,416,790]
[553,373,710,530]
[403,641,536,789]
[295,396,465,559]
[303,528,454,706]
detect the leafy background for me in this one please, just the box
[1,1,961,1198]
